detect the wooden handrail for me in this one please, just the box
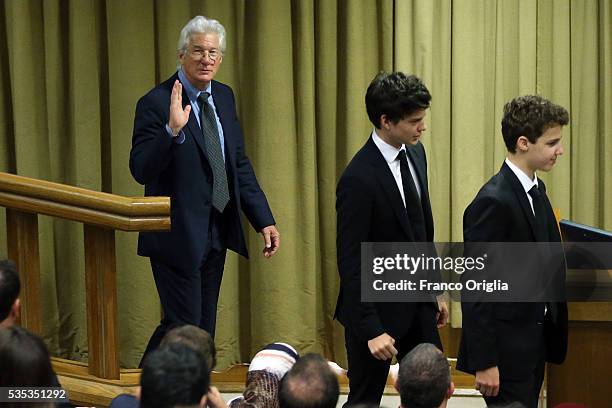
[0,171,170,382]
[0,172,169,231]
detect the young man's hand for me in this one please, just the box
[475,366,500,397]
[436,297,449,328]
[367,333,398,360]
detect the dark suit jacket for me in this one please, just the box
[457,162,568,380]
[130,74,275,270]
[335,136,437,342]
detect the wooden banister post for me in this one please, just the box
[84,224,120,379]
[6,208,42,334]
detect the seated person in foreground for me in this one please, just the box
[396,343,454,408]
[228,342,299,408]
[0,260,21,328]
[111,325,219,408]
[139,343,227,408]
[0,326,69,408]
[278,353,339,408]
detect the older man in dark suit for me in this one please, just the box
[335,72,448,406]
[130,16,280,362]
[458,95,569,408]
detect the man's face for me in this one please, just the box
[524,125,564,172]
[383,109,428,147]
[179,32,223,90]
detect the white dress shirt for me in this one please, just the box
[505,158,538,215]
[372,130,421,208]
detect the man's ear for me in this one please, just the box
[516,136,530,152]
[134,386,141,400]
[11,298,20,319]
[380,114,390,130]
[447,381,455,399]
[199,394,207,408]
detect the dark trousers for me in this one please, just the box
[485,327,546,408]
[140,209,228,366]
[343,303,442,406]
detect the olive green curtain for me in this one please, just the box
[0,0,610,369]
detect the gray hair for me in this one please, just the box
[177,16,226,66]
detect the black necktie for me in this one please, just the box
[528,185,549,242]
[397,150,427,241]
[198,92,230,212]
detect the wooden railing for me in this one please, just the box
[0,172,170,380]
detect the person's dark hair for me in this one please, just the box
[366,72,431,128]
[398,343,450,408]
[0,326,56,387]
[278,353,339,408]
[501,95,569,153]
[140,343,210,408]
[161,324,217,371]
[0,260,20,322]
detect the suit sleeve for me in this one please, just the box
[336,173,385,341]
[228,89,275,231]
[462,194,508,371]
[129,94,175,185]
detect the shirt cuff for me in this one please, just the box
[165,124,185,144]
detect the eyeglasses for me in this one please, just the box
[188,47,221,63]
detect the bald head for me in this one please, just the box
[278,353,339,408]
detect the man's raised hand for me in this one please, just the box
[168,80,191,136]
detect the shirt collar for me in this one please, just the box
[178,68,212,103]
[505,157,538,194]
[372,129,405,164]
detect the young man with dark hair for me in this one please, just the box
[111,326,221,408]
[278,353,339,408]
[335,72,447,405]
[0,260,20,328]
[396,343,454,408]
[0,326,57,387]
[139,343,227,408]
[161,324,217,371]
[457,95,569,408]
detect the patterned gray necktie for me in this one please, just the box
[198,92,230,212]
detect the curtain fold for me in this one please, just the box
[0,0,610,369]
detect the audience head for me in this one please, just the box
[140,343,210,408]
[249,342,299,378]
[366,72,431,129]
[501,95,569,154]
[396,343,453,408]
[161,324,217,371]
[0,326,56,387]
[0,260,20,327]
[278,353,339,408]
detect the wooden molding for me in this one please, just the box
[0,172,169,231]
[7,209,42,334]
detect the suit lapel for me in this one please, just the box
[539,181,562,242]
[405,147,427,199]
[406,145,434,239]
[364,138,414,240]
[181,85,209,161]
[500,163,539,241]
[211,81,236,170]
